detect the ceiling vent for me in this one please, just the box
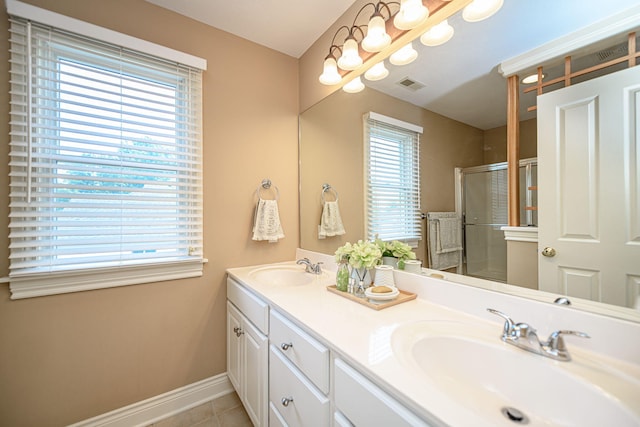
[396,77,425,91]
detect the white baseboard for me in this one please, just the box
[68,373,234,427]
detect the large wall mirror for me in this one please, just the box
[299,0,640,322]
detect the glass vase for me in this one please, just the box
[336,261,350,292]
[350,267,372,297]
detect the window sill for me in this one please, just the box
[8,258,207,300]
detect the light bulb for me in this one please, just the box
[319,57,342,85]
[420,20,454,46]
[364,61,389,81]
[522,73,544,84]
[362,14,391,52]
[337,37,362,70]
[394,0,429,30]
[343,76,365,93]
[462,0,504,22]
[389,42,418,66]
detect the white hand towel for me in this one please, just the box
[252,198,285,243]
[318,200,346,239]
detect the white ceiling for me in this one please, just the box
[145,0,358,58]
[147,0,640,129]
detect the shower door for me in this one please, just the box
[460,159,537,282]
[462,164,508,282]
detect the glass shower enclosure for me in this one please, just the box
[455,159,537,282]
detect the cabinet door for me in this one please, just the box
[244,319,268,427]
[226,301,243,393]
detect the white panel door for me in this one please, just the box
[538,65,640,308]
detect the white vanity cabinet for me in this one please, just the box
[226,270,434,427]
[226,278,269,426]
[334,358,432,427]
[268,309,330,426]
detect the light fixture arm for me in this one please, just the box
[324,44,342,60]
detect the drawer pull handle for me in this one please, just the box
[233,327,244,337]
[281,342,293,351]
[281,397,294,407]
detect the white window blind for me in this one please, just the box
[8,17,204,299]
[364,112,422,244]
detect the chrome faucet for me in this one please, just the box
[487,308,590,361]
[296,258,323,275]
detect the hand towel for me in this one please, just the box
[436,217,462,254]
[427,212,461,270]
[318,200,346,239]
[252,198,285,243]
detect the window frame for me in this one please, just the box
[7,3,207,299]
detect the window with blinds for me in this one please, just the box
[8,16,204,298]
[364,112,422,244]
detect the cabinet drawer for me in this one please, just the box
[227,277,269,334]
[269,345,329,427]
[270,310,330,393]
[334,358,430,427]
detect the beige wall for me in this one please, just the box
[507,241,539,290]
[300,87,484,263]
[482,117,538,164]
[0,1,299,425]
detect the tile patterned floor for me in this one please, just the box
[146,391,253,427]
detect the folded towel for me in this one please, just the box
[427,212,461,270]
[318,200,346,239]
[436,217,462,254]
[252,198,285,243]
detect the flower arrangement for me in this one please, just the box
[375,238,417,262]
[334,240,382,269]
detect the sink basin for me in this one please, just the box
[248,264,324,286]
[392,321,639,426]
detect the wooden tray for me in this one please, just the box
[326,285,417,310]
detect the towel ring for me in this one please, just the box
[256,178,280,201]
[321,183,338,203]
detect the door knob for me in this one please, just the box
[541,247,556,257]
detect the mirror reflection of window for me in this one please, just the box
[364,112,422,246]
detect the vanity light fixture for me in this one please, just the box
[343,76,365,93]
[318,48,343,85]
[462,0,504,23]
[364,61,390,81]
[319,0,503,92]
[394,0,429,30]
[522,73,545,84]
[389,42,418,65]
[361,3,393,52]
[319,1,431,86]
[420,19,454,46]
[338,33,364,70]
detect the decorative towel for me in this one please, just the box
[436,217,463,254]
[318,200,346,239]
[252,198,285,243]
[427,212,462,270]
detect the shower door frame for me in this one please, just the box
[454,158,537,279]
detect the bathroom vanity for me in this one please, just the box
[226,250,640,427]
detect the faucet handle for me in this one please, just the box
[545,330,590,351]
[487,308,516,338]
[314,261,323,274]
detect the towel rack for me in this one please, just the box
[256,178,279,200]
[321,183,339,203]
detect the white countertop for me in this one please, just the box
[227,253,640,427]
